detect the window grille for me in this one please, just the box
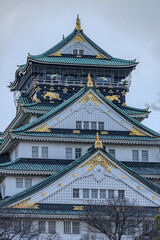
[73,49,78,55]
[98,122,104,130]
[16,178,23,188]
[108,149,115,158]
[83,189,90,198]
[32,146,39,158]
[39,221,46,233]
[25,178,32,188]
[79,50,84,55]
[42,147,48,158]
[100,189,106,199]
[108,190,115,199]
[15,148,18,159]
[91,122,97,130]
[75,148,82,159]
[64,222,71,234]
[73,189,79,198]
[14,220,21,231]
[2,185,6,198]
[66,148,72,159]
[118,190,125,199]
[23,220,31,233]
[91,189,98,199]
[48,221,56,234]
[84,121,89,129]
[142,150,148,162]
[132,150,139,161]
[72,222,80,234]
[76,121,82,129]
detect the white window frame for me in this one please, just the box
[142,150,148,162]
[132,150,139,161]
[66,148,72,159]
[42,147,48,159]
[16,178,23,188]
[75,148,82,159]
[39,221,46,233]
[32,146,39,158]
[25,178,32,188]
[48,221,56,234]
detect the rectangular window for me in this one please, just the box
[25,178,32,188]
[15,149,18,159]
[2,185,6,198]
[76,121,82,129]
[66,148,72,159]
[48,221,56,234]
[14,220,21,231]
[64,222,71,234]
[75,148,82,159]
[16,178,23,188]
[118,190,125,199]
[91,189,98,199]
[23,220,31,233]
[39,221,46,233]
[98,122,104,130]
[72,222,80,234]
[132,150,139,161]
[42,147,48,158]
[108,149,115,158]
[83,189,90,198]
[100,189,106,199]
[142,150,148,162]
[79,50,83,55]
[108,190,115,199]
[84,121,89,129]
[32,146,39,158]
[91,122,97,130]
[73,49,78,55]
[73,189,79,198]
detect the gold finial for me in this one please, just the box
[95,132,103,149]
[87,73,93,87]
[146,107,149,112]
[62,35,65,40]
[28,53,31,58]
[76,15,81,31]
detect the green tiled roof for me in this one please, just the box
[12,87,160,138]
[123,162,160,175]
[1,147,160,207]
[0,158,70,172]
[123,106,149,115]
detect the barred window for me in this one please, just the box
[108,190,115,199]
[15,148,18,159]
[64,222,71,234]
[109,149,115,158]
[84,121,89,129]
[132,150,139,161]
[14,220,21,231]
[100,189,106,199]
[48,221,56,234]
[76,121,82,129]
[25,178,32,188]
[66,148,72,159]
[118,190,125,199]
[91,189,98,199]
[42,147,48,158]
[83,189,90,198]
[72,222,80,234]
[32,146,39,158]
[16,178,23,188]
[91,122,97,130]
[98,122,104,130]
[73,189,79,198]
[142,150,148,162]
[39,221,46,233]
[75,148,82,159]
[23,220,31,233]
[73,49,78,55]
[79,50,84,55]
[2,185,6,197]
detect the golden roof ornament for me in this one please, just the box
[62,35,65,40]
[76,15,81,31]
[87,73,93,87]
[95,132,103,149]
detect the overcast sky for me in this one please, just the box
[0,0,160,132]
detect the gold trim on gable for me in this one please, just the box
[129,126,147,136]
[79,92,101,107]
[96,53,105,59]
[52,51,62,57]
[81,153,117,173]
[73,35,85,43]
[10,197,39,209]
[32,123,51,133]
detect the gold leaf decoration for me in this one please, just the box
[52,51,62,56]
[106,95,121,103]
[43,91,61,101]
[79,93,101,107]
[81,153,117,173]
[96,53,105,59]
[73,35,85,43]
[32,123,51,132]
[129,126,147,136]
[73,206,84,210]
[11,197,39,209]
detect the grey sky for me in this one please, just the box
[0,0,160,131]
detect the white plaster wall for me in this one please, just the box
[9,141,160,162]
[1,175,45,198]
